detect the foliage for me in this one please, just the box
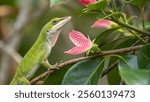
[58,0,150,85]
[119,45,150,85]
[62,58,104,85]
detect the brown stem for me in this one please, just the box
[112,19,150,37]
[30,45,143,85]
[101,61,118,78]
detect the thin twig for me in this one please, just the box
[0,41,22,63]
[30,45,143,85]
[101,61,118,78]
[112,19,150,37]
[140,7,145,30]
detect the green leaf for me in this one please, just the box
[107,57,121,85]
[94,27,119,45]
[124,0,148,7]
[101,36,136,50]
[119,55,150,85]
[120,55,139,69]
[119,67,150,85]
[107,66,120,85]
[87,0,107,11]
[50,0,66,7]
[62,58,104,85]
[137,44,150,69]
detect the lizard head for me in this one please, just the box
[41,16,71,47]
[44,16,71,33]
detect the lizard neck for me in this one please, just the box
[46,30,61,47]
[34,31,47,46]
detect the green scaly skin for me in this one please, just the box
[10,16,71,85]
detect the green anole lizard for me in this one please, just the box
[10,16,71,85]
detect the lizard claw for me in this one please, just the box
[49,64,59,70]
[49,60,63,70]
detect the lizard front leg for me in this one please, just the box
[40,59,52,70]
[41,59,60,70]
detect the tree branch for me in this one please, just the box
[30,45,143,85]
[0,40,22,63]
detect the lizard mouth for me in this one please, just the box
[52,16,71,31]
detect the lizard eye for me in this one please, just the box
[52,20,58,25]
